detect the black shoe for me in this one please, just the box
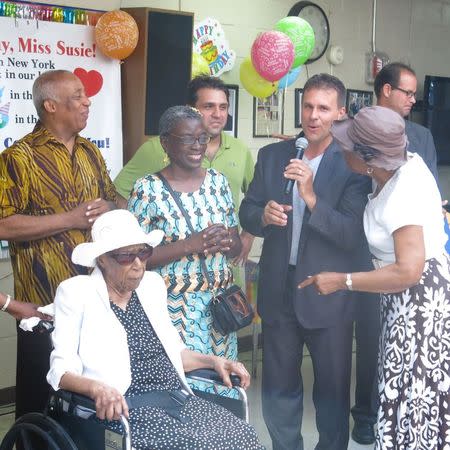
[351,422,375,445]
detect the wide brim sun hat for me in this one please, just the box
[72,209,164,267]
[331,106,408,170]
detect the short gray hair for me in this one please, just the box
[159,105,203,136]
[32,70,73,119]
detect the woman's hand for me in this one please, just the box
[213,357,251,390]
[188,223,233,255]
[298,272,346,295]
[89,380,129,421]
[148,224,237,269]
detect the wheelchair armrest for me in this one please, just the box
[185,368,241,387]
[48,389,133,450]
[52,389,96,412]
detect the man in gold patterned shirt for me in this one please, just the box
[0,70,126,420]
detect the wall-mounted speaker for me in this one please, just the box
[121,8,194,163]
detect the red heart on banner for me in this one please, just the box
[73,68,103,97]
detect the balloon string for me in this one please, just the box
[262,97,271,138]
[281,86,286,135]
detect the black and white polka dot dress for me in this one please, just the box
[105,292,264,450]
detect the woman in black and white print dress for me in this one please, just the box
[300,106,450,450]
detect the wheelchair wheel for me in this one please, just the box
[0,412,78,450]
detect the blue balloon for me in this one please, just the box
[278,66,302,90]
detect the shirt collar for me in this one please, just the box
[219,131,232,151]
[29,122,55,146]
[30,121,81,147]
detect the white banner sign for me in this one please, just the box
[0,17,122,178]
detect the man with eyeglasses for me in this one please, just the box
[114,75,255,268]
[375,62,438,178]
[350,61,439,445]
[0,70,126,429]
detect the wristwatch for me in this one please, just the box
[345,273,353,291]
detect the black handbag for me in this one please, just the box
[209,284,254,335]
[157,173,255,335]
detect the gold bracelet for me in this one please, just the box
[1,294,11,312]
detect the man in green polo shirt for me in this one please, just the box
[114,75,255,265]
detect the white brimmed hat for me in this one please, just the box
[72,209,164,267]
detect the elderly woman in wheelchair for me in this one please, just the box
[44,209,263,450]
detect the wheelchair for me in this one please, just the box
[0,368,248,450]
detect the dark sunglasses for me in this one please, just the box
[108,246,153,266]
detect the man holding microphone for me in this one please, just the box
[240,74,369,450]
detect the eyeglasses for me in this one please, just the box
[391,86,416,99]
[108,246,153,266]
[169,133,211,146]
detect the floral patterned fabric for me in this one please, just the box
[376,255,450,449]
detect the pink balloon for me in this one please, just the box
[251,31,294,82]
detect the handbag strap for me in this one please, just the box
[156,172,214,290]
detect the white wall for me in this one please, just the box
[1,0,449,390]
[120,0,450,196]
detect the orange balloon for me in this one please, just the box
[95,10,139,60]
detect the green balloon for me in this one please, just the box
[240,57,278,99]
[275,16,315,67]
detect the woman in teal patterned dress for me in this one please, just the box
[128,106,242,395]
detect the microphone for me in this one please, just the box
[284,137,309,195]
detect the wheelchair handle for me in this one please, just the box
[185,368,241,387]
[33,320,54,334]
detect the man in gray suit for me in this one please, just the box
[375,62,438,177]
[350,62,439,445]
[240,74,369,450]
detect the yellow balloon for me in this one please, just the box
[240,57,278,98]
[191,52,210,78]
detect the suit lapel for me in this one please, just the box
[284,140,299,253]
[91,267,113,311]
[296,141,340,256]
[136,279,159,333]
[90,267,129,341]
[312,141,340,200]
